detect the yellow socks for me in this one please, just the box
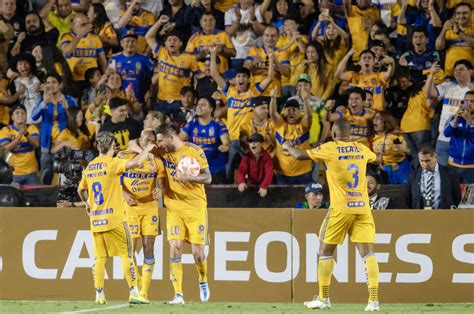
[170,257,183,295]
[141,256,155,298]
[318,256,334,299]
[364,254,379,302]
[195,259,208,282]
[93,257,106,291]
[122,255,138,288]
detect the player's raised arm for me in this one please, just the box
[282,141,310,160]
[259,50,276,91]
[125,143,156,170]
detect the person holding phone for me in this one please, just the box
[443,91,474,183]
[371,111,411,184]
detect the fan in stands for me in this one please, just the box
[178,157,201,177]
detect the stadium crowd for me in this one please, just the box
[0,0,472,207]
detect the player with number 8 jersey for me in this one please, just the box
[78,132,155,305]
[283,120,380,312]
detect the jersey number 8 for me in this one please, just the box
[92,182,104,205]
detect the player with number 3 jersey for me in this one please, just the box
[283,120,381,312]
[78,132,155,305]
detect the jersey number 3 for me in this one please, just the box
[347,164,359,189]
[92,182,104,205]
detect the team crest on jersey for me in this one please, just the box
[152,215,158,223]
[136,62,142,71]
[198,225,205,234]
[200,153,205,159]
[209,127,215,136]
[371,78,377,85]
[180,61,184,67]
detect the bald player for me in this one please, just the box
[282,120,380,312]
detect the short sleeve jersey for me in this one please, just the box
[160,142,209,211]
[307,141,376,214]
[79,156,128,232]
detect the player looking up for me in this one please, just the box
[282,120,380,312]
[77,131,155,305]
[117,128,166,302]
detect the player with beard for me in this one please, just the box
[155,124,212,304]
[335,48,395,112]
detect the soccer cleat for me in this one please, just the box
[167,294,185,305]
[199,281,210,302]
[95,289,107,305]
[304,296,331,309]
[139,291,149,303]
[129,294,150,304]
[364,300,380,311]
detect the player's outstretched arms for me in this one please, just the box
[176,167,212,184]
[282,141,311,160]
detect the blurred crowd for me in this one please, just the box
[0,0,472,205]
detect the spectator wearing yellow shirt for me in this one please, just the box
[270,86,313,185]
[343,0,380,60]
[145,17,200,116]
[311,12,349,80]
[276,14,308,101]
[401,63,438,159]
[186,12,236,74]
[326,88,375,148]
[293,42,334,101]
[244,25,290,98]
[0,104,40,185]
[210,45,274,182]
[60,14,108,89]
[87,3,119,56]
[40,0,76,41]
[435,2,474,77]
[336,48,395,111]
[0,77,26,127]
[118,0,156,54]
[51,106,92,155]
[371,111,411,185]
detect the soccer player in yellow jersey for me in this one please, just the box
[145,16,199,116]
[244,25,291,97]
[283,120,380,312]
[336,48,395,112]
[435,3,474,76]
[186,12,236,73]
[60,14,107,84]
[210,45,274,181]
[78,132,155,305]
[118,129,166,301]
[155,124,212,305]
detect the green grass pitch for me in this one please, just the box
[0,301,472,313]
